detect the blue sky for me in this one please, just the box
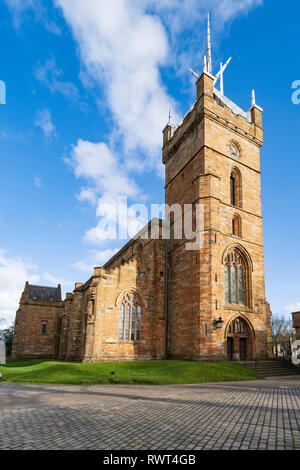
[0,0,299,326]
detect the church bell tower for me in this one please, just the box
[162,14,272,361]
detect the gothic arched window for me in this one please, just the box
[41,322,47,334]
[230,174,236,206]
[118,293,142,341]
[232,214,242,237]
[228,318,248,335]
[225,250,250,307]
[230,168,242,208]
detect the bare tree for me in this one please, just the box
[271,314,295,358]
[0,323,14,356]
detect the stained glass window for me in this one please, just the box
[136,305,141,341]
[225,251,249,306]
[239,267,244,305]
[118,293,142,341]
[225,264,230,303]
[125,304,130,340]
[118,304,124,340]
[231,264,238,304]
[131,304,136,341]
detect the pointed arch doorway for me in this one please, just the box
[226,317,254,361]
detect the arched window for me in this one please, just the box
[41,322,47,334]
[230,174,236,206]
[232,215,242,237]
[230,168,242,208]
[118,293,142,341]
[228,318,248,335]
[225,250,250,307]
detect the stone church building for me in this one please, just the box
[12,19,273,363]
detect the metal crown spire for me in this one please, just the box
[206,13,212,75]
[188,12,232,95]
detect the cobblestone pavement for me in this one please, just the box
[0,377,299,450]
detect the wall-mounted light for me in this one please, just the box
[214,317,224,329]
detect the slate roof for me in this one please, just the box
[27,285,61,302]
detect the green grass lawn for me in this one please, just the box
[0,359,261,385]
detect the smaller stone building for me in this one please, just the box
[292,312,300,340]
[12,282,64,359]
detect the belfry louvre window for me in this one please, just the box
[230,168,242,208]
[232,215,242,237]
[225,251,249,306]
[118,293,142,341]
[230,175,236,206]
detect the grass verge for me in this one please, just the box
[0,359,261,385]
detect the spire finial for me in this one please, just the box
[251,89,256,107]
[207,12,212,75]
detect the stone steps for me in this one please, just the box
[240,360,300,377]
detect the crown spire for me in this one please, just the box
[206,13,212,75]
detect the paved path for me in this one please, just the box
[0,377,300,450]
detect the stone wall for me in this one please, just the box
[55,226,166,363]
[83,233,166,362]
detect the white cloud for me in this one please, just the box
[0,251,39,328]
[72,260,93,274]
[5,0,61,34]
[34,109,56,138]
[76,188,97,206]
[215,0,263,23]
[55,0,177,172]
[144,0,262,31]
[34,58,80,103]
[66,139,144,245]
[68,140,141,200]
[34,175,43,188]
[285,302,300,312]
[72,248,120,273]
[43,272,74,289]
